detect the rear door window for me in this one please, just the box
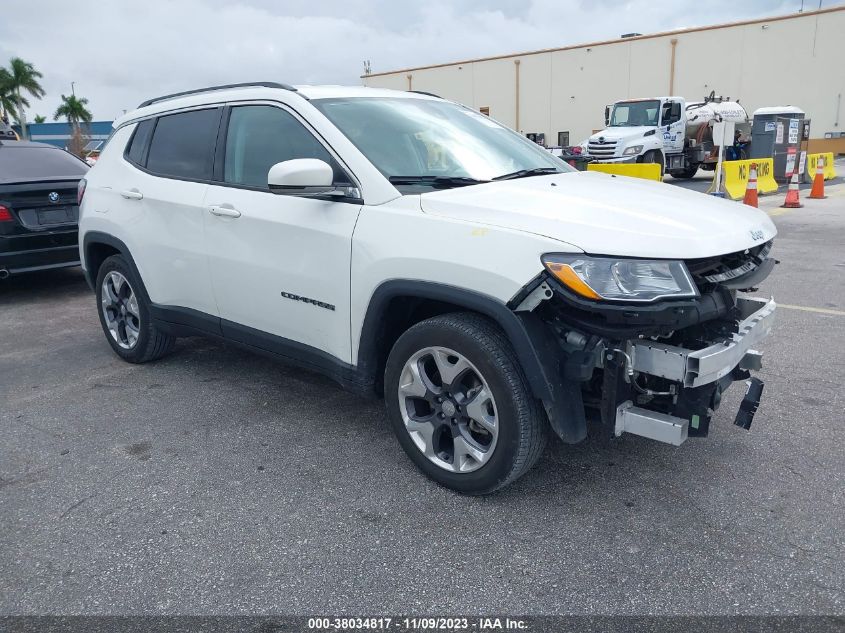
[145,108,220,180]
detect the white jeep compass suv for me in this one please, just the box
[78,82,777,494]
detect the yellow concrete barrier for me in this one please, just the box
[587,162,662,181]
[707,158,778,200]
[754,158,779,194]
[806,152,837,181]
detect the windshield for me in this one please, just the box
[609,100,660,127]
[312,97,572,192]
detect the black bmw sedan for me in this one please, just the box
[0,140,89,278]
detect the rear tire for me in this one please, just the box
[384,312,547,495]
[95,254,175,364]
[670,164,699,179]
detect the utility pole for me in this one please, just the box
[71,82,76,96]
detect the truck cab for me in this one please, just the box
[585,95,749,179]
[585,97,686,171]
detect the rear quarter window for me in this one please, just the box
[145,108,220,180]
[125,119,155,166]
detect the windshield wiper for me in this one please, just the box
[492,167,561,181]
[388,175,489,189]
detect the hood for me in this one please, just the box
[589,126,655,142]
[419,171,777,259]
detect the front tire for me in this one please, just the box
[640,150,665,178]
[384,312,547,495]
[95,254,175,363]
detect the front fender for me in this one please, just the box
[356,280,587,444]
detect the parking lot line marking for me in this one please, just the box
[779,303,845,316]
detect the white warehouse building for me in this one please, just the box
[362,6,845,154]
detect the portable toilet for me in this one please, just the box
[750,106,805,183]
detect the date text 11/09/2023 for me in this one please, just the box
[307,618,528,631]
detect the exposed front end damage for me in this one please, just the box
[610,296,773,444]
[511,242,776,446]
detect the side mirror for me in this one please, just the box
[604,106,610,126]
[267,158,363,204]
[268,159,361,201]
[268,159,342,197]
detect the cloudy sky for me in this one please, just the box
[1,0,810,121]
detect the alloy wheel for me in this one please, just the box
[101,271,141,349]
[397,346,498,473]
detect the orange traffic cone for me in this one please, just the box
[782,170,802,208]
[809,155,826,199]
[743,162,759,207]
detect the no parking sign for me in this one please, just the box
[785,147,797,176]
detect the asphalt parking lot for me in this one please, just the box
[2,183,844,616]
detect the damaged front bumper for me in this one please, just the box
[630,297,775,388]
[511,264,777,447]
[614,296,775,445]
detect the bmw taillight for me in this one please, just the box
[0,205,12,222]
[77,178,87,206]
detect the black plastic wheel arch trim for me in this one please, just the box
[356,279,586,442]
[82,232,142,292]
[357,281,549,396]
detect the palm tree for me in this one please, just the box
[54,94,93,157]
[33,114,46,123]
[6,57,45,138]
[0,68,20,123]
[53,94,92,130]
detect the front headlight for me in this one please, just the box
[542,254,699,303]
[623,145,644,155]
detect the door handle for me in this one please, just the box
[208,205,241,218]
[120,189,143,200]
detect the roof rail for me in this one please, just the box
[138,82,300,108]
[407,90,442,99]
